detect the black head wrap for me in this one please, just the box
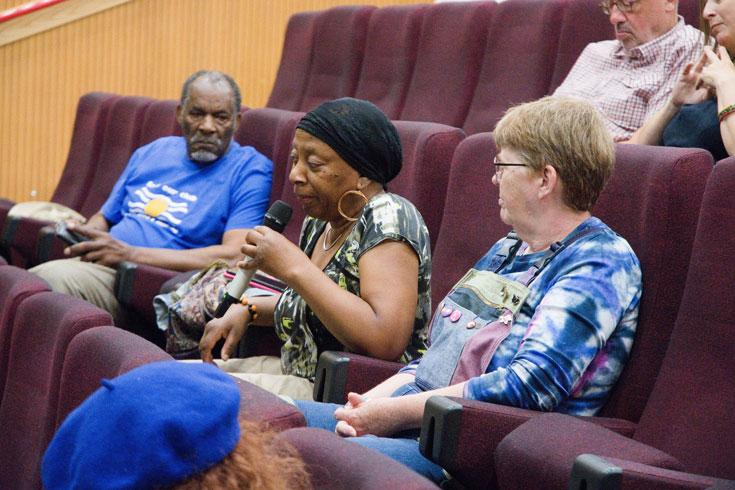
[296,98,402,184]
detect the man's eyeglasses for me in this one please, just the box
[598,0,640,15]
[493,156,528,180]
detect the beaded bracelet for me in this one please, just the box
[718,104,735,122]
[239,298,258,321]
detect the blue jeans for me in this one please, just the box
[294,388,446,483]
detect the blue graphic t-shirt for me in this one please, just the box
[101,136,272,249]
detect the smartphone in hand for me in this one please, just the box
[55,221,90,246]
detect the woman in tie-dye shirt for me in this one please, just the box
[294,97,642,484]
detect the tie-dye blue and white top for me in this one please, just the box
[403,217,642,416]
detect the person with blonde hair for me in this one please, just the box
[292,97,643,484]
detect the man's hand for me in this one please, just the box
[199,303,250,363]
[63,224,135,268]
[334,392,406,438]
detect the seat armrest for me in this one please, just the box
[36,224,68,264]
[1,215,54,267]
[569,454,623,490]
[419,396,542,488]
[312,351,405,403]
[571,455,729,490]
[115,261,178,307]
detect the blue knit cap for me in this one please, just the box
[42,361,241,490]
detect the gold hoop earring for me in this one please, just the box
[337,189,369,222]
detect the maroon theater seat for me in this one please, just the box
[399,1,494,127]
[0,92,119,267]
[352,5,427,119]
[2,95,153,269]
[297,5,376,112]
[137,98,182,147]
[236,107,304,204]
[280,427,439,489]
[0,266,51,406]
[390,120,465,252]
[548,0,616,92]
[415,145,713,489]
[462,0,565,135]
[0,292,112,490]
[55,326,173,428]
[266,10,320,110]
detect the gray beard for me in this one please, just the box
[190,150,219,163]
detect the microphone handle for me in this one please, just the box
[213,264,257,318]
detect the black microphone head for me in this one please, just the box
[262,200,293,233]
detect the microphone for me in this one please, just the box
[213,200,292,318]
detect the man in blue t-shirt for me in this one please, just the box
[31,70,273,330]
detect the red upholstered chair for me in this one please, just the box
[280,427,439,489]
[0,92,119,267]
[313,144,714,488]
[137,98,182,147]
[493,157,735,490]
[5,95,154,269]
[415,145,713,489]
[399,1,494,128]
[266,11,320,110]
[0,266,51,406]
[55,326,173,428]
[352,4,427,119]
[548,0,616,93]
[462,0,564,135]
[389,121,465,252]
[0,292,112,490]
[236,107,304,205]
[297,5,376,112]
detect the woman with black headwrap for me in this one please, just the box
[199,98,432,400]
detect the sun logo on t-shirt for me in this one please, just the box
[144,199,168,217]
[127,186,188,226]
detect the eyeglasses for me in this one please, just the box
[598,0,640,15]
[493,156,528,180]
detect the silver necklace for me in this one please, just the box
[322,223,349,251]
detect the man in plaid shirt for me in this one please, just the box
[554,0,702,141]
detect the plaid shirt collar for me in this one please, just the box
[613,16,688,61]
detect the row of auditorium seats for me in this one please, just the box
[265,0,701,134]
[0,265,438,489]
[314,157,735,489]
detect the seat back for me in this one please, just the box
[548,0,614,92]
[236,108,304,205]
[430,133,510,310]
[266,10,320,110]
[352,5,427,119]
[399,1,493,128]
[594,145,713,422]
[390,121,465,252]
[462,0,564,134]
[633,158,735,479]
[280,427,439,489]
[298,5,376,112]
[49,92,120,210]
[0,292,112,490]
[0,266,51,406]
[138,98,182,147]
[77,96,155,218]
[55,326,172,428]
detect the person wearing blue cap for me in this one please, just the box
[42,361,311,490]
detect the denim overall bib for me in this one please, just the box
[414,228,600,391]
